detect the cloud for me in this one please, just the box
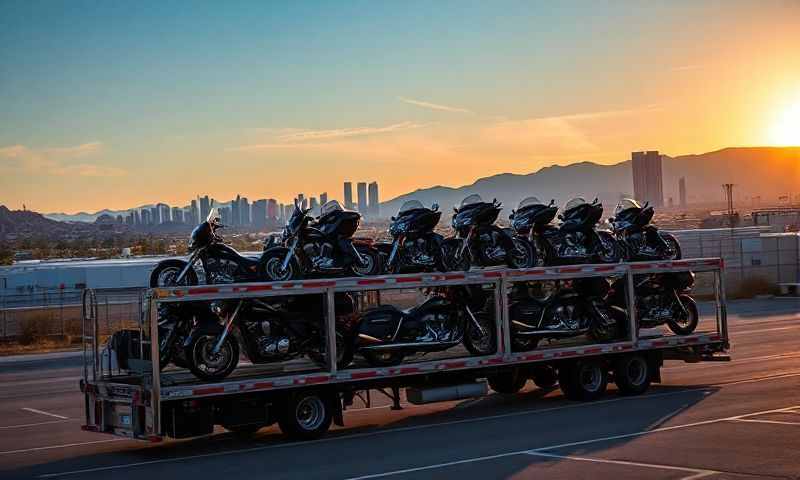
[230,121,428,151]
[398,97,473,114]
[0,141,126,177]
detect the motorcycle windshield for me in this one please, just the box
[398,200,425,214]
[614,198,641,216]
[517,196,543,210]
[459,194,483,209]
[287,207,305,234]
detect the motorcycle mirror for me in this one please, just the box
[390,216,396,221]
[432,203,439,211]
[549,199,555,206]
[453,207,458,213]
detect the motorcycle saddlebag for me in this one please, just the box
[357,306,404,343]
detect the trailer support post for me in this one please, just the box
[325,288,338,375]
[625,265,638,343]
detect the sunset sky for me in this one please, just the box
[1,1,798,213]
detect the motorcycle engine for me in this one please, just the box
[549,304,580,330]
[205,257,238,284]
[246,320,292,359]
[560,232,587,258]
[641,295,671,322]
[405,238,434,265]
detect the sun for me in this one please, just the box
[768,98,800,146]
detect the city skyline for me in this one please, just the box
[1,2,798,213]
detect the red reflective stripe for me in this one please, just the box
[148,435,163,443]
[302,376,330,384]
[301,281,337,289]
[444,360,467,369]
[357,279,387,286]
[652,340,669,347]
[444,274,466,280]
[593,265,617,272]
[244,285,273,292]
[396,276,424,283]
[187,287,221,295]
[684,337,699,343]
[584,347,603,354]
[194,386,225,396]
[482,271,502,278]
[253,381,274,389]
[350,371,379,380]
[522,353,545,361]
[396,367,421,374]
[558,267,582,273]
[708,334,721,341]
[631,264,652,270]
[557,350,579,357]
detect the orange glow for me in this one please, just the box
[768,96,800,146]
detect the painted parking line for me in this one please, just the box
[0,439,127,456]
[0,419,74,430]
[343,405,800,479]
[36,372,800,478]
[524,451,718,479]
[730,418,800,426]
[22,407,69,420]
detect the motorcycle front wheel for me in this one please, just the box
[258,250,300,281]
[508,238,536,269]
[464,312,497,355]
[350,247,383,277]
[660,232,682,260]
[666,294,698,335]
[149,259,198,288]
[188,333,240,382]
[441,239,470,272]
[596,232,623,263]
[308,331,355,370]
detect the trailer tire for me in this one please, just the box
[613,355,651,396]
[278,392,333,440]
[488,368,528,394]
[531,365,558,389]
[558,360,608,401]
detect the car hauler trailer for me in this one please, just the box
[79,258,728,442]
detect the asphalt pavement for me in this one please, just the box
[1,298,799,480]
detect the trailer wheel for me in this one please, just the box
[487,368,528,394]
[278,392,333,440]
[531,365,558,389]
[614,355,651,396]
[558,360,608,401]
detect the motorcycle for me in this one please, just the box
[534,197,622,265]
[353,286,496,366]
[375,200,446,273]
[509,196,560,267]
[609,198,681,261]
[180,293,359,381]
[507,277,627,351]
[442,194,535,271]
[149,208,261,287]
[609,271,698,335]
[259,200,382,280]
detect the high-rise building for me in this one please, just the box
[320,192,328,206]
[231,195,241,226]
[310,197,318,211]
[141,208,151,226]
[343,182,354,210]
[199,196,211,222]
[678,177,687,208]
[157,203,170,224]
[368,181,379,218]
[267,199,279,219]
[171,207,183,224]
[150,206,159,225]
[125,213,134,225]
[240,197,251,226]
[357,182,368,214]
[252,199,267,228]
[219,207,231,225]
[190,199,199,224]
[631,151,664,207]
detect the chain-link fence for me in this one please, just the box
[0,287,144,340]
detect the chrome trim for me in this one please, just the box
[360,340,460,350]
[212,300,243,354]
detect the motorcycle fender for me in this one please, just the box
[183,321,224,349]
[260,246,292,269]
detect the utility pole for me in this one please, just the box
[723,184,735,229]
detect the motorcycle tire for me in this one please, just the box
[463,312,497,356]
[350,247,383,277]
[308,332,355,370]
[588,305,625,342]
[441,239,470,272]
[666,294,699,335]
[508,238,536,269]
[149,260,198,288]
[596,231,623,263]
[362,350,405,367]
[188,333,240,382]
[258,250,301,281]
[660,232,682,260]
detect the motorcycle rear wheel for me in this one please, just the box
[661,232,682,260]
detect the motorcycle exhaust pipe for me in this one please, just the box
[359,340,461,350]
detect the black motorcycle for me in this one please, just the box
[610,271,698,336]
[509,197,560,267]
[610,198,681,261]
[179,293,359,381]
[507,277,627,351]
[149,208,260,287]
[532,197,622,265]
[442,195,534,271]
[375,201,446,273]
[353,286,496,366]
[260,200,382,281]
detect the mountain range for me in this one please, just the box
[43,147,799,222]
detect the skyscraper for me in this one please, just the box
[631,151,664,207]
[190,199,199,224]
[150,206,159,225]
[171,207,183,224]
[357,182,367,214]
[157,203,170,224]
[310,197,319,214]
[267,199,279,219]
[240,197,251,226]
[343,182,353,210]
[232,194,241,226]
[252,199,267,228]
[368,181,379,218]
[141,208,151,226]
[199,196,211,222]
[320,192,328,206]
[678,177,687,208]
